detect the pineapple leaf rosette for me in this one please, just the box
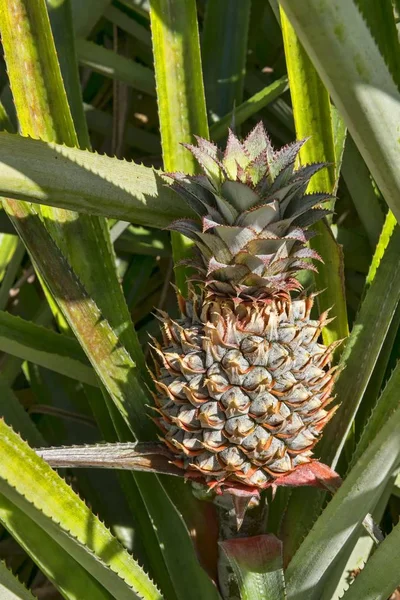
[151,123,341,501]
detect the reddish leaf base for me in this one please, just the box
[182,460,342,529]
[270,460,342,494]
[220,533,283,572]
[199,460,342,497]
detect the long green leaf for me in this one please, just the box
[0,311,97,386]
[320,474,396,600]
[148,5,223,596]
[319,226,400,467]
[0,560,37,600]
[340,520,400,600]
[280,0,400,225]
[202,0,251,121]
[0,420,162,600]
[0,493,112,600]
[85,392,179,600]
[210,77,289,141]
[2,201,154,439]
[351,361,400,468]
[0,0,154,397]
[285,401,400,600]
[150,0,209,295]
[149,0,208,172]
[104,5,151,46]
[354,0,400,90]
[280,7,348,348]
[280,224,400,563]
[76,39,156,96]
[47,0,91,148]
[0,133,190,228]
[220,535,286,600]
[0,374,46,447]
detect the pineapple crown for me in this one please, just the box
[167,122,332,300]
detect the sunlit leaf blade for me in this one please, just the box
[0,234,19,282]
[330,105,347,195]
[47,0,91,148]
[149,0,208,173]
[220,535,286,600]
[279,0,400,225]
[0,133,191,228]
[1,0,153,392]
[0,559,38,600]
[340,520,400,600]
[280,7,348,349]
[2,200,154,439]
[210,77,289,141]
[0,310,97,386]
[0,419,162,600]
[285,402,400,600]
[150,0,209,295]
[0,491,116,600]
[354,0,400,90]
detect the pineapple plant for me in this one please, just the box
[152,123,340,497]
[1,1,400,599]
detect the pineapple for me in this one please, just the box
[151,123,339,495]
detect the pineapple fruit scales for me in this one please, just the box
[152,123,339,494]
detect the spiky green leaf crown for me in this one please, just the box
[167,122,332,299]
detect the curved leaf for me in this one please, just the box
[0,559,38,600]
[280,0,400,224]
[76,40,156,96]
[285,402,400,600]
[210,77,289,141]
[0,311,96,387]
[0,493,113,600]
[280,6,348,349]
[340,520,400,600]
[0,419,162,600]
[0,133,191,228]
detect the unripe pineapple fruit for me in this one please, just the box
[151,123,339,494]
